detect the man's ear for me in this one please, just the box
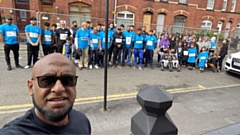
[28,80,34,96]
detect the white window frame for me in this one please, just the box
[222,0,228,11]
[231,0,237,12]
[116,11,135,27]
[201,20,212,30]
[179,0,187,3]
[20,11,27,18]
[207,0,215,10]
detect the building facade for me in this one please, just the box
[0,0,240,36]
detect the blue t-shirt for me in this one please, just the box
[109,29,115,39]
[42,29,53,45]
[133,34,145,49]
[64,43,71,54]
[145,35,157,50]
[210,41,216,49]
[90,33,100,50]
[198,51,209,67]
[76,28,90,49]
[187,47,197,63]
[100,30,113,49]
[25,24,41,44]
[0,23,19,45]
[123,31,134,48]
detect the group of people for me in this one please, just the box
[0,15,228,72]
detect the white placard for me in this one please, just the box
[44,35,51,41]
[200,56,206,60]
[29,32,38,38]
[115,38,122,43]
[60,34,67,40]
[183,51,188,55]
[92,39,98,43]
[147,41,153,46]
[126,37,131,44]
[136,41,142,44]
[6,31,16,37]
[189,54,196,57]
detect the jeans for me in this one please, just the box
[4,44,20,66]
[146,49,154,66]
[42,44,54,56]
[122,47,131,65]
[89,50,98,66]
[134,49,144,67]
[27,43,39,66]
[113,47,122,65]
[65,54,72,60]
[100,49,109,67]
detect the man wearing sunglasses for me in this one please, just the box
[0,53,91,134]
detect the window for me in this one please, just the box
[236,23,240,37]
[179,0,187,3]
[207,0,215,9]
[231,0,237,12]
[117,11,134,29]
[201,20,212,30]
[172,15,187,33]
[70,6,79,12]
[20,11,27,18]
[222,0,227,11]
[16,0,28,4]
[160,0,168,2]
[81,6,90,12]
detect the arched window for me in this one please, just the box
[172,15,187,33]
[201,20,212,30]
[116,11,134,29]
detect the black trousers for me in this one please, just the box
[57,44,63,54]
[4,44,20,66]
[146,50,154,66]
[113,47,122,65]
[27,43,39,66]
[42,44,54,56]
[218,57,224,70]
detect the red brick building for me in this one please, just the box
[0,0,240,36]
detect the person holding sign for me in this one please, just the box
[0,15,23,71]
[55,20,71,53]
[41,22,54,56]
[145,30,157,69]
[89,27,101,69]
[24,17,42,69]
[187,43,197,70]
[182,42,188,68]
[112,28,124,69]
[122,25,134,67]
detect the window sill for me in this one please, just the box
[160,0,168,3]
[206,9,214,11]
[178,2,188,6]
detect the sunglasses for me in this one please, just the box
[32,75,78,88]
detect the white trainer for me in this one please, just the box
[24,65,30,69]
[89,65,93,70]
[94,65,99,69]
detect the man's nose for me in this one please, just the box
[51,80,66,93]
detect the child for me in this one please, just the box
[63,37,72,60]
[198,46,208,73]
[182,42,188,68]
[187,43,197,70]
[175,41,184,66]
[170,51,178,68]
[186,35,192,47]
[161,51,169,69]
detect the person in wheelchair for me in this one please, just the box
[198,46,208,73]
[161,50,170,70]
[170,51,179,68]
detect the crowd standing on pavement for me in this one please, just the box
[0,15,229,73]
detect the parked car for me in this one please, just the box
[225,51,240,75]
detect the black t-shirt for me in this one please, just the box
[0,108,91,135]
[56,28,71,46]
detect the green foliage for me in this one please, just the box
[194,29,224,41]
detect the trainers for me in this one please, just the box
[108,62,112,66]
[139,67,143,70]
[78,67,83,70]
[7,65,12,71]
[133,66,136,70]
[94,65,99,69]
[89,65,93,70]
[24,65,30,69]
[74,59,79,63]
[150,65,153,69]
[117,65,122,69]
[16,64,23,69]
[112,65,116,68]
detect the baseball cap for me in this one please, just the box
[6,15,13,20]
[29,17,37,21]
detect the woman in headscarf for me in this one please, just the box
[157,34,170,65]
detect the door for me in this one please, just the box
[41,0,54,28]
[157,14,165,34]
[224,22,231,39]
[172,15,187,34]
[69,2,91,26]
[143,13,152,32]
[15,0,30,32]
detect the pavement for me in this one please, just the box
[0,44,239,134]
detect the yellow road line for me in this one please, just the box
[1,84,239,111]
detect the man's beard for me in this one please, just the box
[32,95,73,123]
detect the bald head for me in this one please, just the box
[32,53,76,77]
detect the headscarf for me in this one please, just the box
[159,34,170,48]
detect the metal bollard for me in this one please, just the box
[131,85,178,135]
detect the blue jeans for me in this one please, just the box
[65,54,72,60]
[122,47,131,65]
[134,49,144,67]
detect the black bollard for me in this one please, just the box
[131,85,178,135]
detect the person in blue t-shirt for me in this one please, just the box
[187,43,197,70]
[131,28,146,70]
[63,37,72,60]
[108,22,116,65]
[145,30,157,69]
[41,22,54,56]
[99,25,113,67]
[24,17,42,69]
[122,25,134,67]
[198,46,209,73]
[75,22,90,70]
[51,24,58,52]
[0,15,23,71]
[89,27,101,69]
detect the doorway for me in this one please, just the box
[157,14,165,34]
[41,0,54,28]
[143,13,152,32]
